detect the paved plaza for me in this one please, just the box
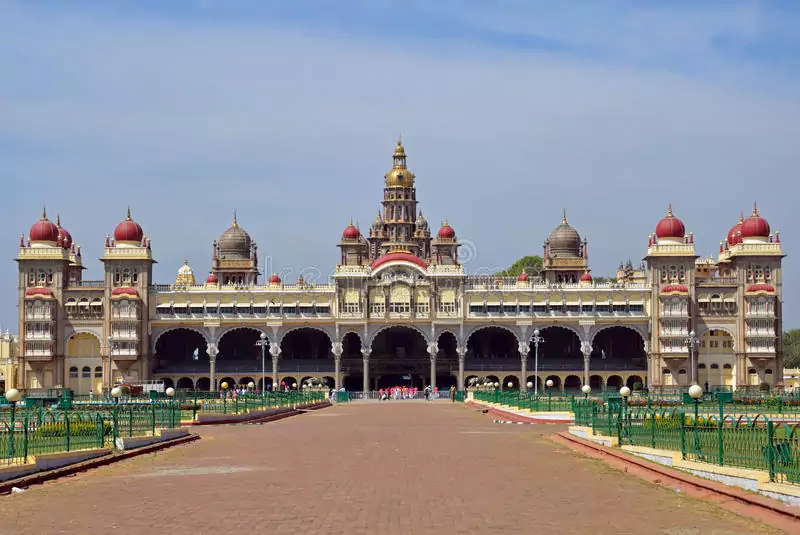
[1,403,784,534]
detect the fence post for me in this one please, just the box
[151,403,156,435]
[128,406,133,437]
[679,411,686,459]
[113,399,119,448]
[767,420,776,482]
[23,414,30,463]
[717,398,724,465]
[193,391,198,421]
[65,413,71,452]
[650,410,656,449]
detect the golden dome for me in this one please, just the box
[385,139,415,188]
[175,260,196,286]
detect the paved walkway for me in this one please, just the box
[1,403,784,534]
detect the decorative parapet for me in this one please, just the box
[102,246,154,261]
[334,265,371,277]
[725,242,784,258]
[426,264,465,276]
[463,280,648,291]
[149,283,337,293]
[17,247,70,261]
[646,242,697,257]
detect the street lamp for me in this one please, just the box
[220,381,229,413]
[620,386,631,441]
[255,332,268,397]
[165,387,176,427]
[684,330,701,385]
[531,329,545,397]
[111,386,122,444]
[581,384,591,400]
[545,379,554,411]
[688,383,704,455]
[5,388,21,458]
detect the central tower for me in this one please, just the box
[368,140,431,260]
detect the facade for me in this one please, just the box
[14,141,786,393]
[0,331,19,391]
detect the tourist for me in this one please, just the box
[449,385,456,402]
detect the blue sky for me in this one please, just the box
[1,0,799,330]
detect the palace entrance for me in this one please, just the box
[369,327,430,390]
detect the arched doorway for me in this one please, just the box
[240,376,255,388]
[341,332,363,391]
[257,377,273,391]
[626,375,644,390]
[153,328,208,375]
[370,326,429,389]
[589,375,604,390]
[466,327,519,386]
[280,328,333,381]
[564,375,582,392]
[176,377,194,390]
[503,375,519,390]
[591,327,646,372]
[218,328,262,373]
[544,375,561,392]
[280,376,298,390]
[436,331,458,389]
[606,375,623,390]
[162,378,175,389]
[66,332,103,394]
[219,377,236,390]
[196,377,210,390]
[534,327,581,371]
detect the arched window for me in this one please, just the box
[710,363,719,369]
[678,266,686,281]
[723,363,732,369]
[765,368,773,375]
[698,363,707,369]
[114,269,121,284]
[661,270,668,282]
[47,269,53,283]
[746,266,753,280]
[669,266,678,280]
[123,269,131,283]
[37,270,46,284]
[679,369,687,375]
[94,366,103,378]
[132,269,139,284]
[69,366,78,378]
[81,366,91,378]
[754,265,763,280]
[764,266,771,280]
[28,269,35,284]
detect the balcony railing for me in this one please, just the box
[696,278,738,286]
[68,280,105,288]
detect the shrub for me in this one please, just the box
[632,382,643,392]
[36,421,113,438]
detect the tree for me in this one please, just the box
[782,329,800,368]
[494,256,543,278]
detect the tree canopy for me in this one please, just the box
[783,329,800,368]
[494,256,543,277]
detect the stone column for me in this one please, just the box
[457,346,466,390]
[518,342,530,392]
[362,353,370,392]
[332,342,343,390]
[269,342,280,390]
[581,341,592,387]
[428,343,438,389]
[207,343,218,392]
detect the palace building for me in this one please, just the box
[14,141,786,393]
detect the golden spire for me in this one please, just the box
[126,206,132,220]
[232,210,238,228]
[752,201,759,216]
[561,208,568,225]
[56,214,61,226]
[739,211,744,223]
[667,203,673,217]
[42,206,47,220]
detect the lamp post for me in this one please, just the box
[255,332,268,396]
[546,379,554,411]
[5,388,21,459]
[111,386,122,445]
[620,386,631,441]
[531,329,544,397]
[688,383,703,455]
[684,330,700,385]
[221,381,229,414]
[165,387,176,427]
[106,335,113,394]
[581,384,591,400]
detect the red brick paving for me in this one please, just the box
[0,403,784,534]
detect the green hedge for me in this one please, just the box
[36,421,113,438]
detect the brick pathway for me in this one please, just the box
[1,403,784,534]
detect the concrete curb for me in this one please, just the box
[553,431,800,525]
[183,402,331,426]
[465,402,571,425]
[0,434,199,495]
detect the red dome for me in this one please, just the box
[517,272,529,282]
[661,284,689,294]
[727,214,744,246]
[654,205,685,239]
[342,222,360,239]
[206,274,218,284]
[269,273,282,284]
[740,204,770,239]
[111,287,139,298]
[29,209,59,242]
[114,208,144,243]
[371,252,429,271]
[580,272,593,282]
[746,283,775,294]
[437,220,455,239]
[25,287,54,298]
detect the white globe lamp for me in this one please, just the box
[619,386,631,398]
[581,385,591,395]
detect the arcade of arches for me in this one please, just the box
[152,324,649,392]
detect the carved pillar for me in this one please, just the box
[457,346,466,390]
[207,343,218,392]
[269,342,280,390]
[427,342,437,389]
[581,341,592,387]
[518,342,530,392]
[362,353,370,392]
[332,342,343,390]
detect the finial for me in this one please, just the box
[739,211,744,223]
[398,134,402,146]
[42,206,47,220]
[232,210,238,227]
[126,205,132,220]
[349,216,353,226]
[667,203,673,217]
[561,208,568,224]
[752,201,758,216]
[56,214,61,226]
[183,259,188,265]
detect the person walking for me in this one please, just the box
[449,385,456,402]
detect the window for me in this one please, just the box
[502,305,517,315]
[678,266,685,281]
[132,269,139,284]
[343,302,360,314]
[438,302,456,314]
[746,266,753,280]
[47,270,53,283]
[754,265,763,280]
[764,266,771,280]
[389,302,410,313]
[669,266,678,280]
[28,269,35,284]
[123,269,131,283]
[114,270,121,284]
[710,364,719,370]
[94,366,103,378]
[37,270,46,284]
[81,366,91,378]
[661,270,668,282]
[69,366,78,378]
